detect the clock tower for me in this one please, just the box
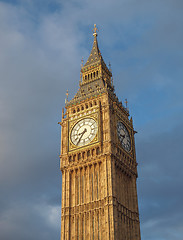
[59,25,141,240]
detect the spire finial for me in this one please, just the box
[65,90,69,103]
[81,57,84,68]
[93,24,98,37]
[80,58,84,84]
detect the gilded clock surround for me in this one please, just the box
[69,111,100,151]
[59,25,141,240]
[70,118,98,146]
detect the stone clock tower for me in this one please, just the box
[59,25,141,240]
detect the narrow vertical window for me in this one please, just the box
[82,218,84,240]
[87,150,90,157]
[96,147,99,155]
[82,175,84,203]
[92,173,94,201]
[77,218,79,240]
[77,176,79,205]
[75,176,77,204]
[96,172,98,199]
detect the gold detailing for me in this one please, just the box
[81,57,84,68]
[65,90,69,103]
[60,26,141,240]
[80,58,83,83]
[93,24,98,37]
[79,24,112,89]
[68,112,99,152]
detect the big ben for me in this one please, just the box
[59,25,141,240]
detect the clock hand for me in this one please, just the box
[121,134,125,139]
[78,131,85,136]
[76,128,87,145]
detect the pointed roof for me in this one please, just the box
[65,25,129,116]
[83,24,106,68]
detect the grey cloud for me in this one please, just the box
[0,0,182,239]
[137,122,183,239]
[0,202,60,240]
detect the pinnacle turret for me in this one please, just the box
[83,24,102,68]
[66,25,129,117]
[81,24,112,87]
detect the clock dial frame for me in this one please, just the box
[70,118,98,147]
[117,121,131,152]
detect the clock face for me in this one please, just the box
[117,121,131,152]
[70,118,98,147]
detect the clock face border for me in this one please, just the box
[68,113,99,152]
[70,118,98,147]
[117,120,132,153]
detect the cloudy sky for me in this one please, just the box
[0,0,183,239]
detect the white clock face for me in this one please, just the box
[117,121,131,152]
[70,118,98,147]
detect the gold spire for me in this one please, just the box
[81,24,112,87]
[65,90,69,103]
[83,24,101,68]
[81,57,84,68]
[93,24,98,37]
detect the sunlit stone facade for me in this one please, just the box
[59,25,141,240]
